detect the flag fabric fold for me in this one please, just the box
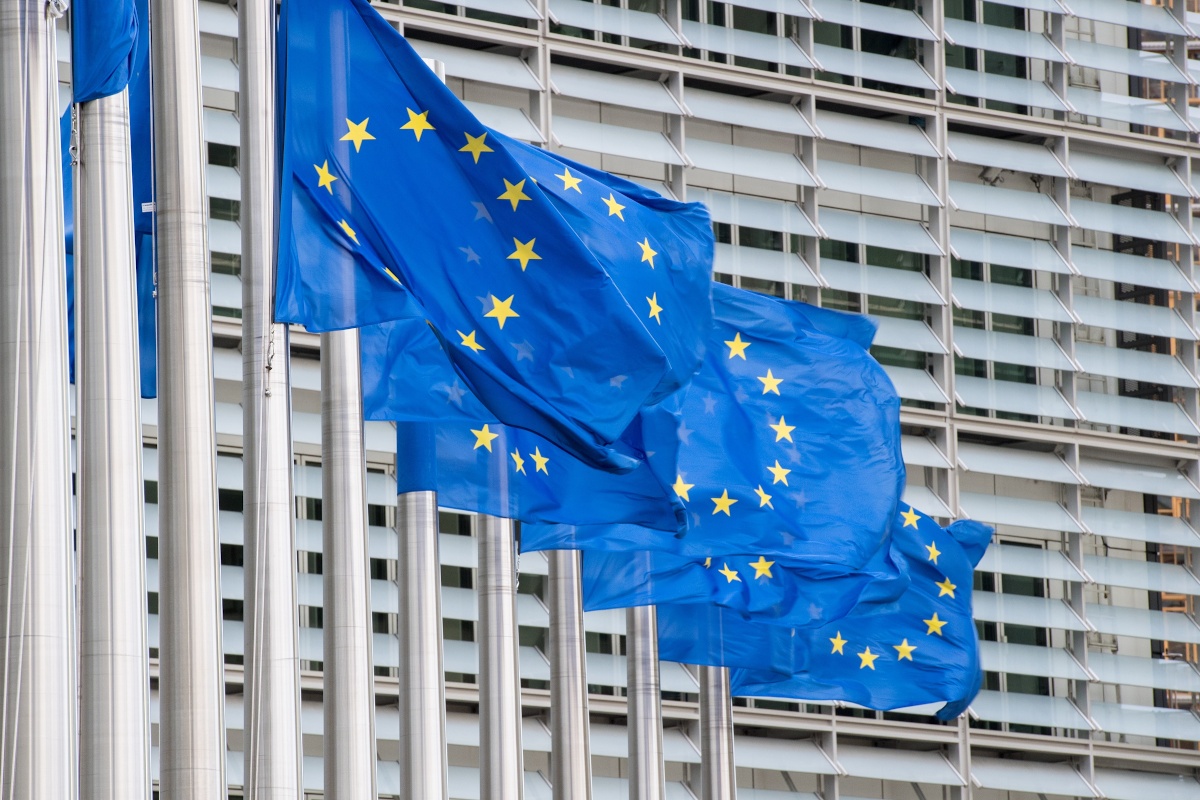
[277,0,713,470]
[523,282,906,566]
[71,0,142,104]
[727,508,992,720]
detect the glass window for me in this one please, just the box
[207,142,239,169]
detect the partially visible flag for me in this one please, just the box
[580,516,909,629]
[729,508,992,720]
[656,603,797,676]
[71,0,142,104]
[277,0,713,470]
[523,282,906,566]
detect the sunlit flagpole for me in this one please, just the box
[698,666,736,800]
[0,3,78,797]
[627,605,666,800]
[476,515,524,799]
[76,87,152,800]
[321,329,378,799]
[548,550,592,800]
[240,0,303,796]
[151,0,227,794]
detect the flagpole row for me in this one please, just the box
[698,666,736,800]
[476,515,525,799]
[548,550,593,800]
[240,0,304,795]
[150,0,229,795]
[626,605,666,800]
[0,4,77,798]
[321,329,378,800]
[76,88,152,800]
[396,489,449,800]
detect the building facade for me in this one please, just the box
[62,0,1200,796]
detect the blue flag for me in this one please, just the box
[656,603,797,676]
[64,0,158,397]
[581,524,909,629]
[523,283,906,565]
[728,508,993,720]
[277,0,713,470]
[71,0,141,104]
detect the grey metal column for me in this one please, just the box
[698,666,735,800]
[240,0,303,797]
[548,550,592,800]
[0,4,77,798]
[476,516,524,800]
[76,90,152,800]
[396,490,448,800]
[152,0,227,795]
[321,330,378,800]
[626,606,665,800]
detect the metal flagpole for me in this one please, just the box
[321,330,378,799]
[476,516,524,800]
[151,0,227,794]
[626,605,665,800]
[548,551,592,800]
[698,666,736,800]
[240,0,303,797]
[396,489,448,800]
[0,4,77,798]
[76,89,152,800]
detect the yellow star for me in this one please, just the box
[830,632,847,655]
[936,577,957,598]
[638,238,657,268]
[511,449,526,474]
[704,557,712,568]
[556,167,583,192]
[924,612,947,636]
[753,485,773,508]
[531,447,549,474]
[672,474,694,502]
[337,219,359,245]
[314,160,338,193]
[718,563,740,583]
[724,332,750,359]
[766,461,791,486]
[508,238,541,271]
[498,178,532,211]
[758,369,783,395]
[901,506,920,528]
[711,489,737,516]
[484,294,519,329]
[457,329,485,353]
[858,647,879,670]
[602,193,625,219]
[893,639,916,661]
[401,108,435,141]
[459,131,494,163]
[749,556,774,579]
[769,416,796,443]
[471,423,500,452]
[925,541,941,564]
[647,293,663,324]
[340,117,375,152]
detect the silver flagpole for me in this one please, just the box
[698,666,736,800]
[548,551,592,800]
[240,0,303,797]
[151,0,227,794]
[0,4,77,798]
[76,89,152,800]
[626,606,665,800]
[476,516,524,800]
[396,490,448,800]
[321,330,378,799]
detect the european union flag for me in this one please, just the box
[729,508,993,720]
[523,283,906,566]
[71,0,141,103]
[277,0,713,469]
[580,524,908,629]
[657,603,797,676]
